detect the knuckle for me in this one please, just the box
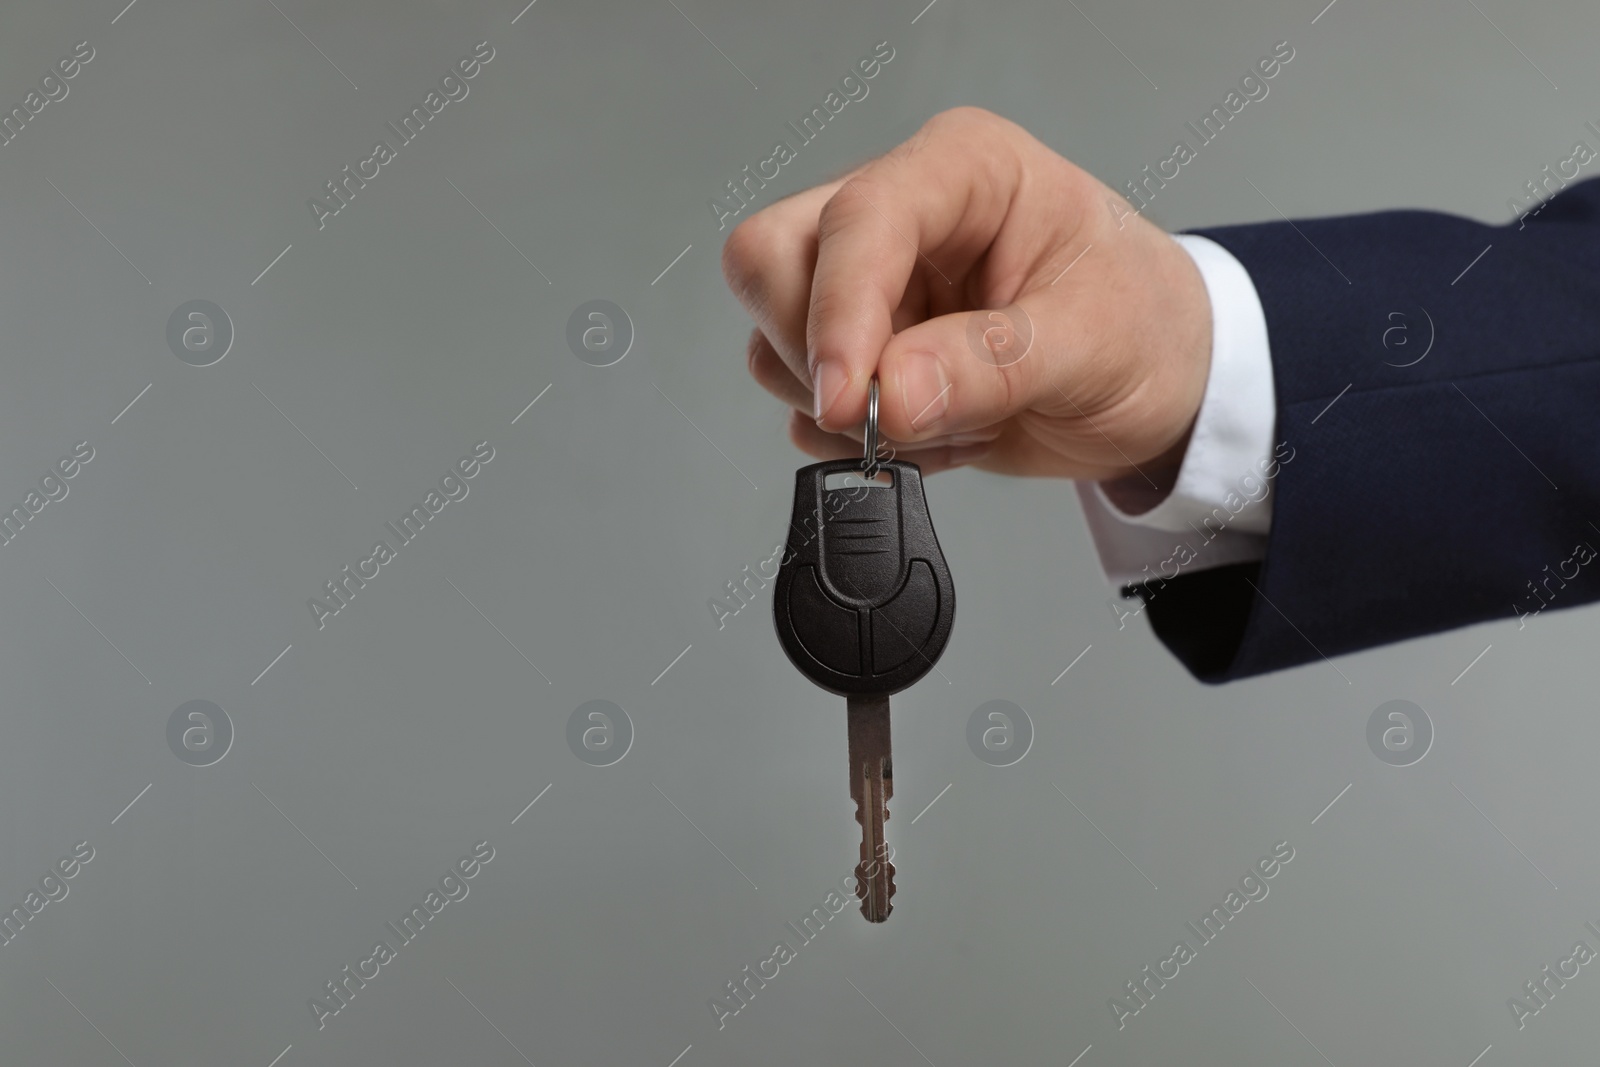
[922,106,1003,141]
[922,106,1030,172]
[745,329,768,375]
[747,332,793,393]
[928,105,993,129]
[994,355,1030,417]
[817,179,873,240]
[720,214,770,295]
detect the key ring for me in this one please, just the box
[863,377,879,473]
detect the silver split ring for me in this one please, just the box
[863,377,879,472]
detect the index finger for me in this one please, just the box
[806,109,1020,432]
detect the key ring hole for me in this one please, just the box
[824,468,894,491]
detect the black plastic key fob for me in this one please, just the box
[773,458,955,698]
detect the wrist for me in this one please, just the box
[1103,228,1211,497]
[1093,232,1276,537]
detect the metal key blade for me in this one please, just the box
[847,694,896,922]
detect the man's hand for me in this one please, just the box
[721,106,1214,484]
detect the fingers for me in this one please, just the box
[728,108,1126,465]
[805,108,1031,432]
[872,288,1089,442]
[722,180,846,388]
[747,329,811,413]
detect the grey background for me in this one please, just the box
[0,0,1594,1064]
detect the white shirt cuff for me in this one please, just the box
[1074,233,1277,587]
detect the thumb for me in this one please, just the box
[873,293,1086,443]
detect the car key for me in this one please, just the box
[773,379,955,922]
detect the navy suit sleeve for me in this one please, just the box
[1126,177,1600,683]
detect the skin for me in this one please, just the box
[721,106,1215,508]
